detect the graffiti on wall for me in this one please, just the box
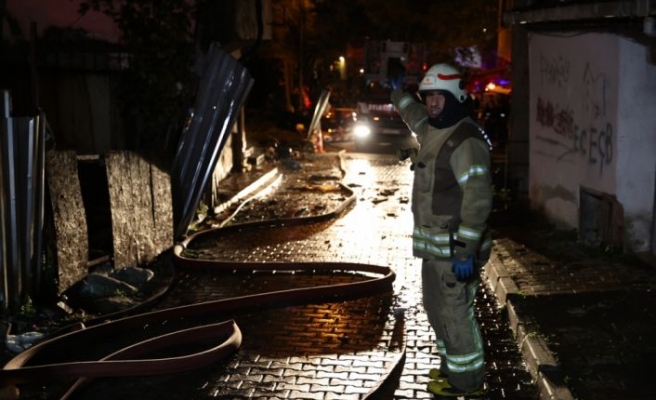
[536,56,614,176]
[539,53,570,88]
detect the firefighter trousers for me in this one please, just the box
[421,258,485,392]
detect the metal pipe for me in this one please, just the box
[0,90,10,309]
[0,91,21,309]
[32,112,46,297]
[17,117,36,299]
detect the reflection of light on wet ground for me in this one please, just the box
[25,153,535,399]
[160,153,536,399]
[217,174,285,227]
[193,153,419,297]
[183,154,440,397]
[340,154,417,282]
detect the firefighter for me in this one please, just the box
[391,63,493,398]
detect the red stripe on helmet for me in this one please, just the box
[437,73,461,80]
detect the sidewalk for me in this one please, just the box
[487,208,656,400]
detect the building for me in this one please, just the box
[503,0,656,254]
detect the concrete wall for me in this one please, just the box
[617,41,656,251]
[528,32,656,251]
[507,25,530,201]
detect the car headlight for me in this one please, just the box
[353,123,371,138]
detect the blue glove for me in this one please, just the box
[451,254,475,281]
[390,75,403,90]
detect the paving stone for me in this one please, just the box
[32,152,538,400]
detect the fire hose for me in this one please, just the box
[0,178,404,399]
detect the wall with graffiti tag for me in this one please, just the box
[528,32,656,251]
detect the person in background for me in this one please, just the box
[391,63,493,399]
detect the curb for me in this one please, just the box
[486,251,575,400]
[212,167,280,216]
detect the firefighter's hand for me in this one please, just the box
[451,254,475,281]
[389,75,403,90]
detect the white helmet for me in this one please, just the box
[419,63,468,103]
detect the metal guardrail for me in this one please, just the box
[0,91,47,311]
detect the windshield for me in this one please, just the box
[360,81,392,103]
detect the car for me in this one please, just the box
[353,93,418,153]
[320,107,356,142]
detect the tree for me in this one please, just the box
[78,0,498,127]
[79,0,197,155]
[351,0,498,65]
[261,0,498,112]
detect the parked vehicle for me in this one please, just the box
[478,91,510,150]
[353,40,424,151]
[321,107,356,142]
[352,83,417,150]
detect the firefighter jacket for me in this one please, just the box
[391,89,493,262]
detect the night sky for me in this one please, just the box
[6,0,119,42]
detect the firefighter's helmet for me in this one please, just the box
[419,63,468,103]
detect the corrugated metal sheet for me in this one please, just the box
[306,89,331,140]
[171,44,254,239]
[0,91,46,309]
